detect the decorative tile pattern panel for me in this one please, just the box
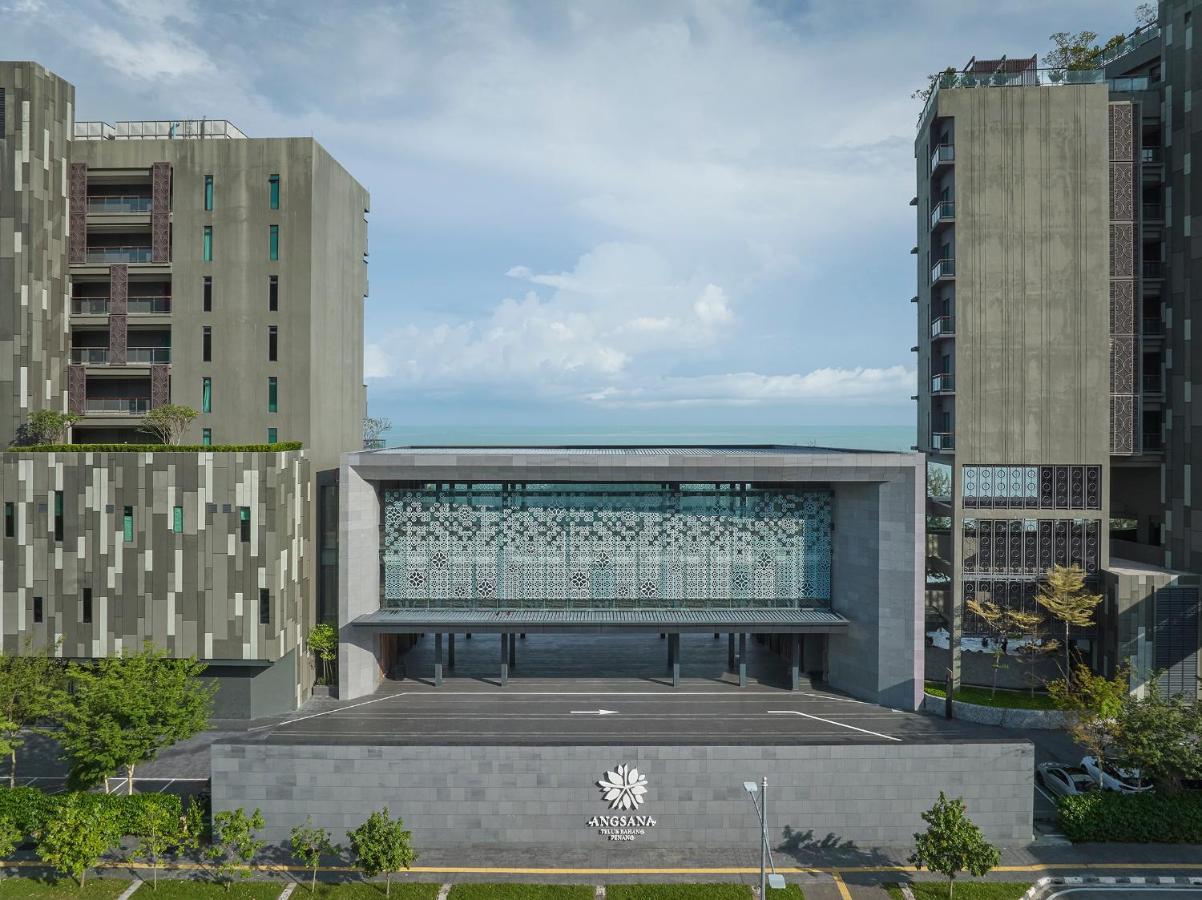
[1112,395,1135,454]
[962,517,1100,577]
[1109,223,1134,277]
[1109,101,1134,161]
[1110,163,1135,221]
[381,484,833,608]
[1110,335,1135,394]
[1109,102,1137,456]
[149,365,170,408]
[108,314,127,366]
[961,465,1102,509]
[108,264,127,315]
[1110,280,1134,334]
[68,162,87,265]
[150,162,171,263]
[67,365,86,415]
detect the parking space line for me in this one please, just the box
[767,710,901,741]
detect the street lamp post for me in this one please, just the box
[743,777,786,896]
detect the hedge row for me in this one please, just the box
[1058,791,1202,843]
[10,442,303,453]
[0,787,183,838]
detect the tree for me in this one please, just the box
[135,801,186,890]
[363,415,392,449]
[308,624,338,686]
[207,807,265,891]
[0,815,19,861]
[1034,565,1102,682]
[0,640,69,788]
[17,409,80,446]
[965,599,1015,698]
[347,809,416,897]
[36,794,120,888]
[291,817,336,893]
[1048,663,1130,777]
[58,644,216,793]
[1112,690,1202,793]
[1043,30,1127,70]
[909,792,1000,898]
[912,66,958,103]
[1136,3,1156,27]
[140,404,198,446]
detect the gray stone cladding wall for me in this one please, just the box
[0,449,312,707]
[0,63,73,447]
[212,740,1033,848]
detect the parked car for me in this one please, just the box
[1036,762,1098,798]
[1081,755,1152,793]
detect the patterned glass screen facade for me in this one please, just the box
[961,465,1102,510]
[380,483,833,609]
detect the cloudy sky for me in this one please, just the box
[5,0,1136,439]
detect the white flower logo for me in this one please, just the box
[597,763,648,810]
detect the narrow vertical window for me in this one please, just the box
[4,501,13,538]
[53,491,63,542]
[258,588,270,625]
[268,276,278,311]
[82,588,93,624]
[33,596,43,624]
[267,427,278,444]
[203,175,214,211]
[268,376,278,413]
[201,428,212,446]
[268,326,278,362]
[203,276,212,312]
[202,225,213,261]
[202,326,212,362]
[269,225,279,261]
[201,377,212,413]
[239,506,251,543]
[268,174,280,210]
[173,505,184,533]
[123,506,134,543]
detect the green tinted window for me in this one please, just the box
[267,427,278,444]
[201,428,212,446]
[269,174,280,209]
[203,175,213,211]
[123,506,134,543]
[202,226,213,261]
[173,505,184,534]
[201,377,212,413]
[268,376,278,413]
[269,225,279,261]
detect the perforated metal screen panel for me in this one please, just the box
[1155,587,1200,698]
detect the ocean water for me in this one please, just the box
[382,424,916,452]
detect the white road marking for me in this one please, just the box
[570,709,619,715]
[247,691,412,732]
[1034,782,1059,805]
[766,710,901,741]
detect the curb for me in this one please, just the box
[1024,874,1202,898]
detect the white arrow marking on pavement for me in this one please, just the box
[767,709,901,741]
[570,709,619,716]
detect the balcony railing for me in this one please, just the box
[930,258,956,283]
[930,144,954,173]
[1097,23,1160,68]
[1143,203,1164,222]
[1142,317,1165,336]
[70,347,109,364]
[85,246,153,264]
[1141,146,1162,164]
[72,296,172,315]
[931,432,955,452]
[931,372,956,393]
[1142,373,1163,395]
[930,200,955,228]
[1143,261,1164,279]
[127,347,171,364]
[87,195,151,214]
[85,397,150,415]
[920,66,1104,128]
[1142,431,1164,452]
[930,315,956,338]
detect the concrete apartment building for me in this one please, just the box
[916,0,1201,700]
[0,61,369,717]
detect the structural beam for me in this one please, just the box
[738,633,748,688]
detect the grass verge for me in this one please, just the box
[887,883,1033,899]
[924,681,1058,710]
[299,883,442,898]
[0,878,130,899]
[607,885,803,899]
[449,885,594,899]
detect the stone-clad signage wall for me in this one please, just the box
[212,740,1033,848]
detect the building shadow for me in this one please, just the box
[776,824,898,869]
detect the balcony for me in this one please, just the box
[930,258,955,283]
[127,347,171,364]
[72,296,171,316]
[1142,432,1164,452]
[931,372,956,393]
[931,432,955,452]
[1142,317,1165,336]
[87,195,151,214]
[85,246,152,264]
[1142,261,1164,280]
[930,200,956,228]
[70,347,109,365]
[1143,203,1164,222]
[1141,147,1163,164]
[930,315,956,339]
[85,397,150,415]
[930,144,954,173]
[1142,373,1163,395]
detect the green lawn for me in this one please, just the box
[924,682,1058,710]
[132,881,282,899]
[449,886,595,899]
[300,884,441,898]
[887,883,1033,899]
[0,878,130,899]
[606,885,803,900]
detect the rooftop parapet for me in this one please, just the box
[74,118,247,140]
[919,64,1111,131]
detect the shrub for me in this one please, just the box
[0,787,184,839]
[9,442,303,453]
[1058,791,1202,843]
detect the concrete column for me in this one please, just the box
[791,634,801,692]
[448,634,455,669]
[667,632,676,671]
[434,633,444,688]
[671,634,681,688]
[728,633,736,672]
[738,633,748,688]
[500,634,509,686]
[508,633,517,669]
